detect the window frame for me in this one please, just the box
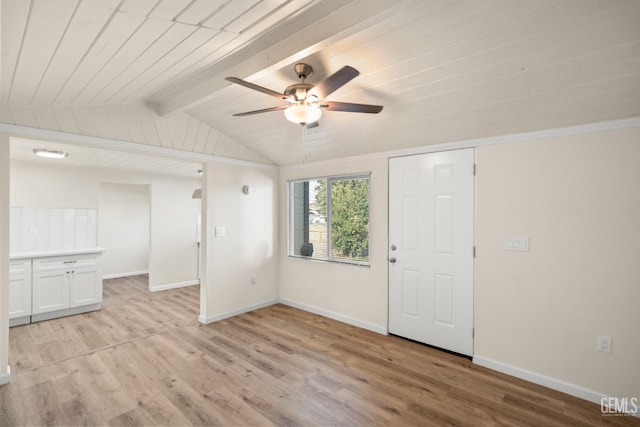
[288,172,371,267]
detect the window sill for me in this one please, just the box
[288,254,370,268]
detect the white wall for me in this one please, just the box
[474,126,640,400]
[149,177,199,290]
[278,158,389,333]
[0,133,10,383]
[277,125,640,402]
[200,161,279,322]
[10,160,199,290]
[98,183,149,278]
[10,160,98,208]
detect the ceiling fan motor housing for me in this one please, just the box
[293,63,313,79]
[284,83,314,101]
[285,63,317,102]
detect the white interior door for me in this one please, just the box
[388,149,474,356]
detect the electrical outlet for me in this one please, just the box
[597,336,612,353]
[250,275,256,285]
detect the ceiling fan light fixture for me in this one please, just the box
[284,103,322,125]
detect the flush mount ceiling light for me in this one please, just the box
[33,149,68,159]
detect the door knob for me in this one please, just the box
[390,245,397,251]
[389,257,397,263]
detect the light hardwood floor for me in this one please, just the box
[1,275,635,426]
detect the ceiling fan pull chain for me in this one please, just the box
[302,124,308,163]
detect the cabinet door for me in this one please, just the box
[32,270,70,314]
[9,273,32,318]
[10,260,32,318]
[69,267,102,307]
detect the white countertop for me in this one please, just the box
[10,247,105,260]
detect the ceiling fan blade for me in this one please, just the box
[232,105,288,117]
[306,121,319,129]
[309,66,359,99]
[320,101,383,114]
[226,77,288,100]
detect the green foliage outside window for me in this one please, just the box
[314,177,369,262]
[316,178,369,261]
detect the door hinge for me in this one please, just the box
[473,246,476,257]
[472,328,475,338]
[473,164,476,175]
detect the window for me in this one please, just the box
[289,174,370,265]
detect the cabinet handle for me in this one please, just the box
[63,260,77,264]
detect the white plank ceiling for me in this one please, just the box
[2,0,640,165]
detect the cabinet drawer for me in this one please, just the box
[33,254,101,272]
[10,259,31,274]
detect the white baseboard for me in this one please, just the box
[278,297,388,335]
[149,279,199,292]
[0,366,11,386]
[198,299,278,324]
[473,355,609,407]
[474,356,640,417]
[196,298,388,336]
[103,270,149,279]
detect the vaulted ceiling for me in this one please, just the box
[2,0,640,166]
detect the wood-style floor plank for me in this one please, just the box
[1,274,637,426]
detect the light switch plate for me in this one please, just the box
[215,226,226,237]
[506,236,529,252]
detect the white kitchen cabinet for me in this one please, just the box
[10,248,104,324]
[32,269,70,314]
[70,266,102,307]
[32,267,101,314]
[9,259,32,326]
